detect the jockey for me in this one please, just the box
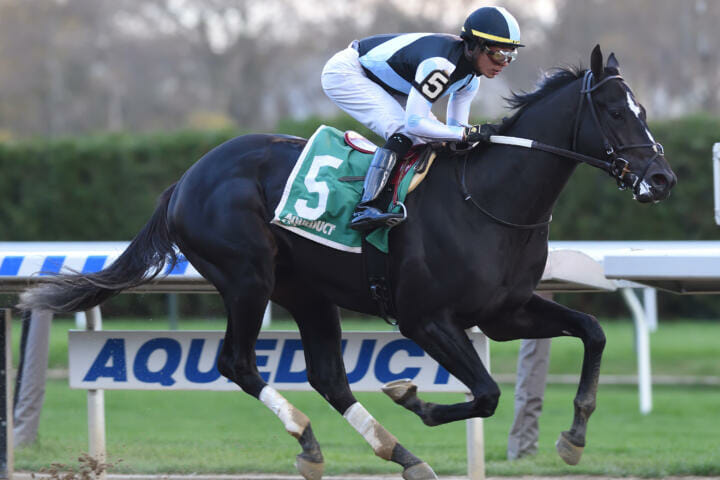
[321,6,524,231]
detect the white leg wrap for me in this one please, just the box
[259,386,308,437]
[343,402,397,459]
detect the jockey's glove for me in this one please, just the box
[464,124,500,143]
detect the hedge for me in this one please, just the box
[1,114,719,318]
[0,129,240,317]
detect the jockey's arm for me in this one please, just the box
[447,77,479,128]
[405,90,465,141]
[404,58,467,142]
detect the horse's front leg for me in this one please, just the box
[389,311,501,426]
[480,293,606,466]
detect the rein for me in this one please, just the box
[459,151,552,229]
[461,70,664,229]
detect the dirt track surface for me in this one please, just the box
[14,474,720,480]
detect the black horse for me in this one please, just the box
[20,46,675,479]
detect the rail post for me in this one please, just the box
[0,309,13,480]
[621,288,652,414]
[85,307,106,480]
[466,329,489,480]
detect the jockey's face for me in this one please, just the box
[473,45,514,78]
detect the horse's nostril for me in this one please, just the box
[651,173,669,190]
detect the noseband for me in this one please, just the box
[572,70,665,191]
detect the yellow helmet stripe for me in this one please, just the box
[462,27,520,45]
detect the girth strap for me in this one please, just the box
[361,237,398,326]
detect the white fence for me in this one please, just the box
[6,240,717,479]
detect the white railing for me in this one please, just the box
[1,240,676,480]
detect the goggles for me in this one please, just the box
[483,46,517,65]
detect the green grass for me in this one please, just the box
[25,316,720,376]
[15,382,720,476]
[11,316,720,476]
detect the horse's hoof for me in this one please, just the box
[382,379,417,404]
[555,431,584,465]
[402,462,437,480]
[295,455,324,480]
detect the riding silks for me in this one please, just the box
[272,125,419,254]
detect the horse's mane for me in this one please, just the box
[499,66,585,133]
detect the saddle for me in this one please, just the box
[272,125,444,255]
[344,130,440,202]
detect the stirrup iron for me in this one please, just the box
[385,202,407,227]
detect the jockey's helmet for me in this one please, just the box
[461,6,524,49]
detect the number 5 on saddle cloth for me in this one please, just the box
[272,125,437,255]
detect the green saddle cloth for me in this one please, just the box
[271,125,416,254]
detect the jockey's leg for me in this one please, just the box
[321,45,408,141]
[350,133,413,231]
[321,46,419,231]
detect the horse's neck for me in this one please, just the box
[469,84,581,224]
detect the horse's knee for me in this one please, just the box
[588,328,606,352]
[583,316,606,351]
[472,385,500,417]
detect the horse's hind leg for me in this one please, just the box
[178,242,324,480]
[277,284,437,480]
[480,293,606,466]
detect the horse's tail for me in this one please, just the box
[18,183,179,313]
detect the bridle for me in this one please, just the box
[460,70,665,229]
[572,70,665,191]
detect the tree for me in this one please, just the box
[540,0,720,117]
[1,0,716,139]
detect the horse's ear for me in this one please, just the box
[606,52,620,71]
[590,44,604,78]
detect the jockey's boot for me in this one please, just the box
[350,133,413,232]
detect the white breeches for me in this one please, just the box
[321,47,430,145]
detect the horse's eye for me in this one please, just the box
[609,110,623,120]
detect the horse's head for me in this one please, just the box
[574,45,676,203]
